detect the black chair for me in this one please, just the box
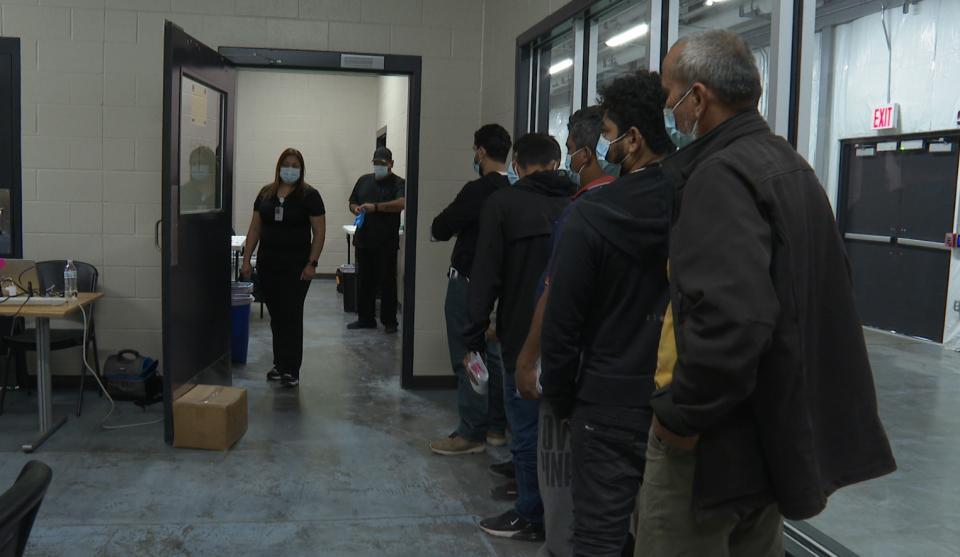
[0,461,53,557]
[0,261,101,417]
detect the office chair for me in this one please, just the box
[0,460,53,557]
[0,261,101,417]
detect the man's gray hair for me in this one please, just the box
[673,29,762,107]
[567,106,605,153]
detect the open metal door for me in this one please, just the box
[161,22,236,443]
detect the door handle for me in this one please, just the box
[155,220,162,251]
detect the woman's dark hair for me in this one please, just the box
[263,147,307,200]
[599,70,675,156]
[514,132,561,169]
[474,124,512,163]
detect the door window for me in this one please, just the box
[179,75,224,213]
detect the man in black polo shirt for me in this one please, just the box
[429,123,511,456]
[347,147,406,333]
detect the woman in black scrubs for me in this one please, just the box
[241,148,326,387]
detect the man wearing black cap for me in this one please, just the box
[347,147,406,333]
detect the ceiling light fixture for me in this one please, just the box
[549,58,574,74]
[605,23,649,47]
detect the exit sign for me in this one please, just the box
[872,104,899,130]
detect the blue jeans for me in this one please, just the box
[444,276,506,443]
[504,368,544,523]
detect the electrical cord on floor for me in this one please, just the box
[69,298,163,429]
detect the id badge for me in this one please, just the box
[274,207,283,222]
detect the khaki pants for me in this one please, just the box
[635,431,784,557]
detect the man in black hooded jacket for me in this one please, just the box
[539,70,676,557]
[463,132,575,542]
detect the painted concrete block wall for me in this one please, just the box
[0,0,486,377]
[234,69,378,275]
[479,0,562,133]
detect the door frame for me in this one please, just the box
[0,37,23,259]
[217,47,439,389]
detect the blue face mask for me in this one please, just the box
[279,167,300,184]
[473,149,483,176]
[507,163,520,185]
[599,158,621,178]
[565,147,586,186]
[598,132,628,163]
[373,165,390,179]
[664,87,696,148]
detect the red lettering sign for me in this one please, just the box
[872,105,898,130]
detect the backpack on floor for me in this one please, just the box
[103,349,162,407]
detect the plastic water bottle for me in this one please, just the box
[64,260,78,299]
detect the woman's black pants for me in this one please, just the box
[258,266,311,378]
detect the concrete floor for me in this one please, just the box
[0,281,958,556]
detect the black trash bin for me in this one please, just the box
[339,264,357,313]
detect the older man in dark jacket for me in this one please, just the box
[635,29,897,556]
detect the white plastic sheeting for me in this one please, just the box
[820,0,960,207]
[548,106,571,163]
[753,46,771,121]
[812,0,960,348]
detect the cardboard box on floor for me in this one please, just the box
[173,385,248,450]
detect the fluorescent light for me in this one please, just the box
[549,58,573,74]
[605,23,649,47]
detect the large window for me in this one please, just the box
[0,38,21,259]
[516,0,657,147]
[589,0,652,102]
[542,34,577,161]
[677,0,773,120]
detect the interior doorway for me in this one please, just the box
[232,69,410,284]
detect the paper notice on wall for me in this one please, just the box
[191,82,208,126]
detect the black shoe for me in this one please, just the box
[488,460,516,479]
[280,374,299,387]
[479,509,544,542]
[266,367,281,382]
[385,324,398,334]
[490,480,518,502]
[347,320,377,330]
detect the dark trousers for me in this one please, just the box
[505,368,543,523]
[258,266,312,378]
[569,403,652,557]
[444,275,506,442]
[356,247,398,327]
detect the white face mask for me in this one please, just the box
[373,165,390,179]
[279,167,300,184]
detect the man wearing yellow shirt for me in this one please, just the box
[635,29,897,557]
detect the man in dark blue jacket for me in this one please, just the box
[540,71,676,557]
[430,124,511,456]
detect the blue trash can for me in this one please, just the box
[231,294,255,364]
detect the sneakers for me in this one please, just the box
[280,373,299,388]
[490,480,518,502]
[385,324,399,334]
[486,431,507,446]
[488,460,516,479]
[479,509,544,542]
[429,433,485,455]
[266,367,281,382]
[347,320,377,330]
